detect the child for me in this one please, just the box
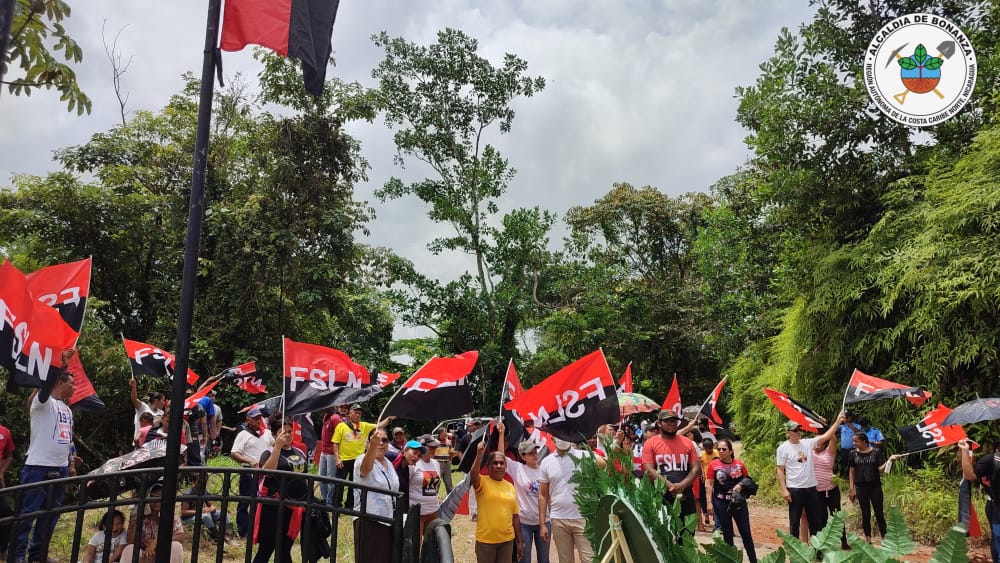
[82,510,126,563]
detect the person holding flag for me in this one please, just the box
[959,438,1000,560]
[775,412,844,541]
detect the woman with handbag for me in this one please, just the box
[705,439,757,563]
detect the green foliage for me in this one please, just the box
[4,0,90,114]
[882,507,918,557]
[898,58,918,70]
[931,526,971,563]
[371,27,551,408]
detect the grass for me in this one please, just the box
[39,457,477,562]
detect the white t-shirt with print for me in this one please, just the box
[26,393,73,467]
[539,449,589,520]
[408,459,441,516]
[776,437,819,489]
[507,460,545,526]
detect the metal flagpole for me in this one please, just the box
[498,359,513,419]
[155,1,222,561]
[281,336,287,415]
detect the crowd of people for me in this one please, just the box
[0,362,997,563]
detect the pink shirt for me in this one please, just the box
[813,447,836,492]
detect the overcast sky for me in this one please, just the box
[0,1,816,337]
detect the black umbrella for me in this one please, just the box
[85,439,178,499]
[940,398,1000,427]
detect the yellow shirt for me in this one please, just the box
[700,449,719,478]
[474,476,519,544]
[331,421,376,461]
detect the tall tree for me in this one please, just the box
[372,28,549,407]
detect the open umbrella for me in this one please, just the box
[85,439,180,499]
[617,392,659,417]
[941,398,1000,427]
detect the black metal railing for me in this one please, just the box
[0,464,427,563]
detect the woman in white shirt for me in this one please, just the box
[507,440,550,563]
[410,436,443,539]
[353,417,399,563]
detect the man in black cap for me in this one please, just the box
[642,409,701,531]
[331,404,376,509]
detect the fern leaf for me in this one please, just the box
[881,507,917,556]
[703,537,744,563]
[928,526,970,563]
[847,533,889,562]
[759,547,786,563]
[776,529,818,563]
[811,509,846,552]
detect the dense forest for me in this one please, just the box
[4,1,1000,536]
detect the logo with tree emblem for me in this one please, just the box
[864,13,976,127]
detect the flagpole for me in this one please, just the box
[156,0,222,561]
[499,358,513,418]
[281,336,286,415]
[697,374,728,419]
[121,334,135,380]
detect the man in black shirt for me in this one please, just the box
[960,438,1000,561]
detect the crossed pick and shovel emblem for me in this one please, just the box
[886,40,956,104]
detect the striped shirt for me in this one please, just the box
[813,447,836,492]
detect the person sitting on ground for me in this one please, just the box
[82,510,126,563]
[180,473,224,542]
[121,481,185,563]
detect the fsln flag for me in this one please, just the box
[698,375,727,424]
[24,257,91,335]
[764,388,827,433]
[662,374,682,412]
[382,352,478,421]
[617,363,633,394]
[504,349,620,443]
[65,349,105,412]
[502,360,524,402]
[498,360,528,458]
[844,368,931,407]
[282,338,380,416]
[227,361,269,394]
[898,403,968,452]
[122,338,200,384]
[0,260,78,388]
[185,378,222,409]
[377,371,401,388]
[220,0,340,96]
[240,394,284,415]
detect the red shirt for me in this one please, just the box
[0,425,13,460]
[321,413,342,455]
[641,434,698,484]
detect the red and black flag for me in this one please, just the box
[499,360,527,456]
[0,260,78,389]
[898,403,968,453]
[698,375,727,424]
[64,349,105,412]
[382,352,477,421]
[122,338,200,385]
[502,359,524,403]
[504,349,620,443]
[282,337,381,416]
[764,388,828,433]
[220,0,341,96]
[661,374,682,412]
[185,378,222,409]
[227,361,270,394]
[25,257,91,337]
[617,362,633,394]
[844,368,931,407]
[377,371,401,388]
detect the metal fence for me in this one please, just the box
[0,464,427,562]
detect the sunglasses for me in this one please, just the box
[717,447,730,451]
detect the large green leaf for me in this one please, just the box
[846,533,891,563]
[759,547,786,563]
[898,57,918,70]
[776,529,817,563]
[925,57,943,70]
[881,507,917,556]
[915,43,928,61]
[812,509,846,552]
[703,537,744,563]
[929,526,970,563]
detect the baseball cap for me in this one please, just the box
[518,441,539,455]
[404,439,426,452]
[783,421,803,432]
[658,409,684,421]
[350,404,363,411]
[421,435,441,448]
[392,427,405,435]
[552,438,574,451]
[247,407,263,419]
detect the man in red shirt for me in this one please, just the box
[320,405,348,505]
[642,409,700,532]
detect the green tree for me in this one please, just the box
[372,28,550,406]
[3,0,90,114]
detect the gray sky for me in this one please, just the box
[0,1,815,337]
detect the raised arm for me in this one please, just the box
[958,439,977,481]
[129,377,140,411]
[359,417,393,477]
[470,440,486,490]
[815,412,846,449]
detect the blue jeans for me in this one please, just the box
[13,465,68,560]
[319,454,336,504]
[520,522,551,563]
